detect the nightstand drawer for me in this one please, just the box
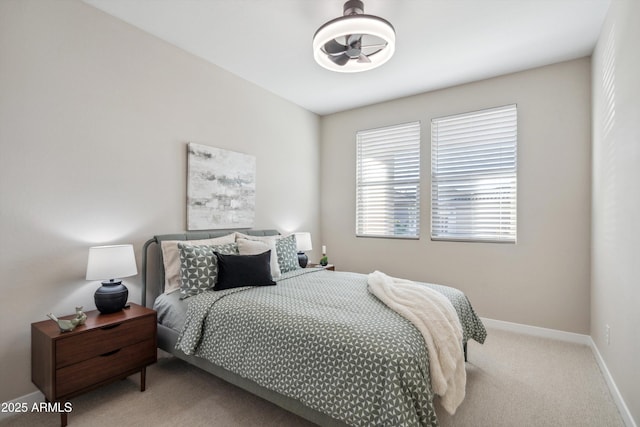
[56,338,156,397]
[56,315,155,368]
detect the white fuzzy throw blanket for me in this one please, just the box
[367,271,466,414]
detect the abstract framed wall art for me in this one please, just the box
[187,143,256,230]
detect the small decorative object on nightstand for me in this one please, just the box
[294,232,312,268]
[32,304,157,427]
[86,244,138,314]
[46,313,79,333]
[319,245,328,266]
[74,306,87,325]
[46,307,88,333]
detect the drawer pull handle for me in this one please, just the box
[100,349,121,357]
[100,324,121,331]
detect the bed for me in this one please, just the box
[142,230,487,427]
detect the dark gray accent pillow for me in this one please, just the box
[214,251,276,291]
[276,234,300,273]
[178,242,238,299]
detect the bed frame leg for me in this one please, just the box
[464,341,468,362]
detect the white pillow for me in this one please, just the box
[161,233,236,294]
[235,232,278,242]
[236,238,280,279]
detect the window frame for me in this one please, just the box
[355,121,421,240]
[430,104,517,243]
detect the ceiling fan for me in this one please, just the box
[313,0,396,73]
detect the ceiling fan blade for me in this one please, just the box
[324,39,347,55]
[347,34,362,47]
[329,53,350,66]
[357,54,371,63]
[361,43,387,50]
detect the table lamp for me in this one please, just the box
[86,244,137,314]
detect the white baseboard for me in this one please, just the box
[481,317,636,427]
[0,390,44,421]
[589,338,638,427]
[480,317,591,345]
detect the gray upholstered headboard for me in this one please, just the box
[141,229,280,307]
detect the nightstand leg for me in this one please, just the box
[45,399,67,427]
[140,367,146,392]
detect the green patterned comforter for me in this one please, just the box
[176,268,486,427]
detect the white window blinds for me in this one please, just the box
[431,105,517,243]
[356,122,421,239]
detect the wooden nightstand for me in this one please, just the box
[307,263,335,271]
[31,303,157,426]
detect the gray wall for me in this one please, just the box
[591,0,640,423]
[320,58,592,334]
[0,0,320,403]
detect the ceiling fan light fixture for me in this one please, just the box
[313,1,395,73]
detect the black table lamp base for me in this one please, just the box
[297,252,309,268]
[95,280,128,314]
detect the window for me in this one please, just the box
[431,105,517,243]
[356,122,421,239]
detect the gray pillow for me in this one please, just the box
[276,234,300,273]
[178,242,238,299]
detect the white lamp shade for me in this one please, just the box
[86,244,138,281]
[294,232,313,252]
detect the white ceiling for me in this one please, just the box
[82,0,610,116]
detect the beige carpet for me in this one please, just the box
[1,327,624,427]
